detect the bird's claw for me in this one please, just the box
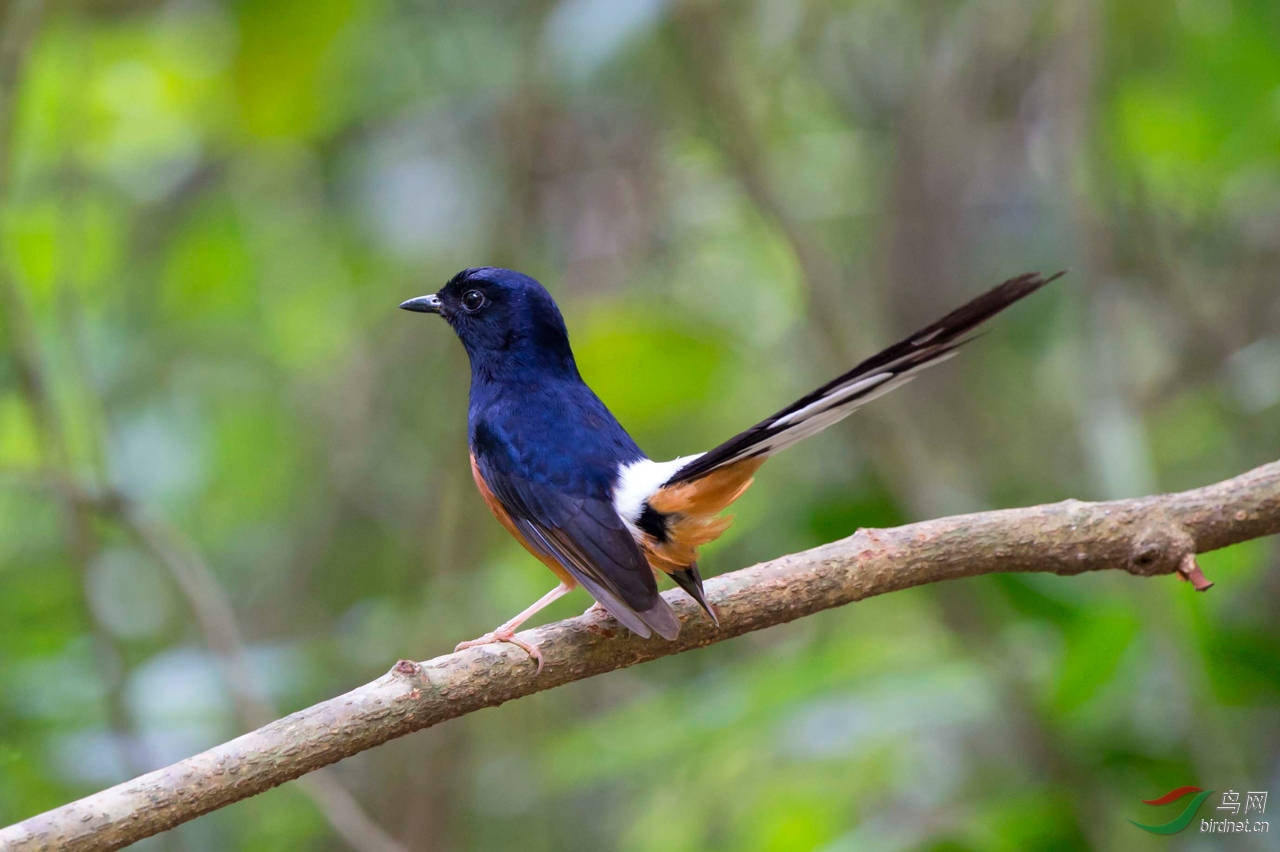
[455,630,544,674]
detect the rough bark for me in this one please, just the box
[4,459,1279,851]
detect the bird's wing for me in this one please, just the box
[475,452,680,640]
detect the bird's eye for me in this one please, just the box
[461,289,486,312]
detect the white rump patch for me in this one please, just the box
[613,454,704,534]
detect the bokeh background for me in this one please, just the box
[2,0,1279,849]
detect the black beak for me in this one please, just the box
[400,294,442,314]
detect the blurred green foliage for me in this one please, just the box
[1,0,1279,850]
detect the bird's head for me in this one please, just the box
[400,267,578,378]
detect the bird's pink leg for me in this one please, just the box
[455,582,573,673]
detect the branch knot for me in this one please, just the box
[1127,517,1195,579]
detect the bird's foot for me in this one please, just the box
[455,630,544,674]
[582,601,607,617]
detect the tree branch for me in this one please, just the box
[115,501,409,852]
[3,460,1278,850]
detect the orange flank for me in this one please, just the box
[469,453,578,589]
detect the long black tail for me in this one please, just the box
[665,271,1063,487]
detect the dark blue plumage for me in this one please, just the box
[408,268,680,648]
[401,265,1060,670]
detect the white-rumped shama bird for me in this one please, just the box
[402,268,1060,670]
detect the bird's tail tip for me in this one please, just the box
[669,564,718,626]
